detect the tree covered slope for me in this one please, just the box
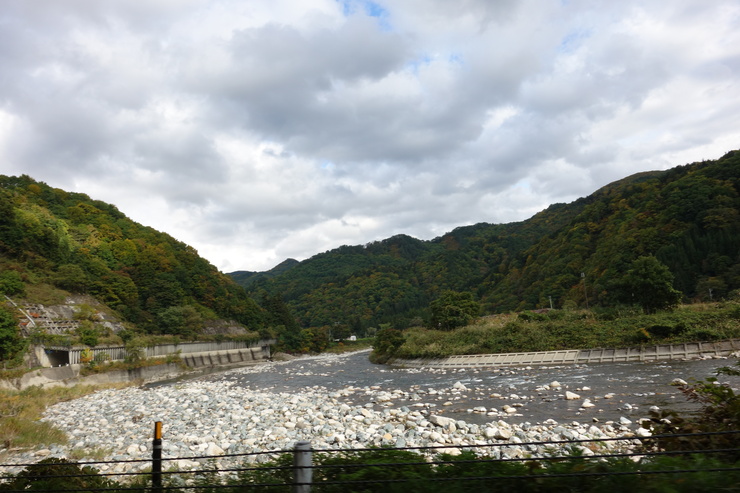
[234,151,740,330]
[0,175,265,335]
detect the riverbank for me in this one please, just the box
[391,338,740,369]
[380,303,740,362]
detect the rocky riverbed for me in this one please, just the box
[0,351,691,476]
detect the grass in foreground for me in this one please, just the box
[6,449,736,493]
[0,383,130,451]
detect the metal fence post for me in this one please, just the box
[152,421,163,493]
[292,441,312,493]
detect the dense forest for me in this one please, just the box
[233,150,740,333]
[0,175,265,339]
[1,150,738,356]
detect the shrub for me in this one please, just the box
[0,306,25,364]
[428,291,480,330]
[0,458,116,491]
[75,320,101,347]
[124,337,146,363]
[0,270,24,296]
[370,328,405,363]
[642,361,740,462]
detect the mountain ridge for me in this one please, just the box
[230,151,740,331]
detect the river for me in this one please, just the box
[7,349,734,474]
[189,350,740,426]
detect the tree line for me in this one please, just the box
[237,150,740,339]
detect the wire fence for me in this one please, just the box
[1,426,739,492]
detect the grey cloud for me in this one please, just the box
[1,0,738,271]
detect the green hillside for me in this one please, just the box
[2,150,738,359]
[229,258,300,288]
[234,150,740,332]
[0,175,265,340]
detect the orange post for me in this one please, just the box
[152,421,163,493]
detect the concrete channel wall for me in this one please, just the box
[392,338,740,369]
[3,342,275,390]
[180,347,269,368]
[38,340,274,367]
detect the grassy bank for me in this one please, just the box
[386,302,740,360]
[0,384,130,451]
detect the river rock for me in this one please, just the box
[429,415,455,428]
[0,350,654,478]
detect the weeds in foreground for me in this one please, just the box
[0,383,130,449]
[3,449,739,493]
[66,447,114,462]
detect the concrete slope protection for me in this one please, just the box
[392,339,740,369]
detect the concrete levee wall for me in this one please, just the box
[0,363,186,391]
[181,347,269,368]
[2,341,273,390]
[41,340,274,366]
[392,338,740,369]
[144,341,265,358]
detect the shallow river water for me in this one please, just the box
[192,350,740,426]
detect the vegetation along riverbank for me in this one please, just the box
[372,302,740,363]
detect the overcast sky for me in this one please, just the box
[1,1,739,272]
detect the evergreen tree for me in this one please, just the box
[261,292,301,350]
[616,256,682,313]
[429,291,480,330]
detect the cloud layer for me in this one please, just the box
[1,0,739,271]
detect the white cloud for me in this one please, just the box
[0,0,738,271]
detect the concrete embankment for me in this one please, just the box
[0,363,188,390]
[392,338,740,369]
[1,347,272,391]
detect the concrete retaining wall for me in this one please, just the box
[392,338,740,369]
[0,363,185,391]
[181,347,267,368]
[39,339,274,366]
[2,343,273,390]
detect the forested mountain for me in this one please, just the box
[0,175,265,336]
[2,150,738,346]
[229,258,300,288]
[233,150,740,332]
